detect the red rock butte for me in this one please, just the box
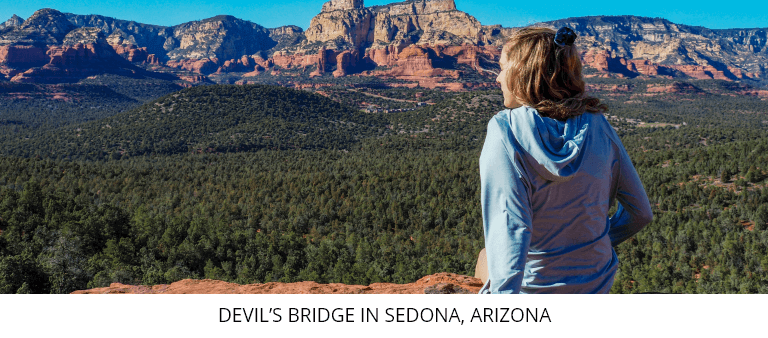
[1,3,766,86]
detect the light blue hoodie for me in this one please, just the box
[479,106,652,294]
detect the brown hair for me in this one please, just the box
[499,27,607,120]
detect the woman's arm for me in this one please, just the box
[479,115,533,294]
[608,139,653,247]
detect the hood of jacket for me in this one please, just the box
[505,106,592,182]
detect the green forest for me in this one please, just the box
[1,78,767,293]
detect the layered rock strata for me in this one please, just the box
[542,16,768,80]
[305,0,481,50]
[581,48,742,80]
[0,14,24,29]
[1,6,767,85]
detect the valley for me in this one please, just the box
[1,0,767,294]
[0,75,767,294]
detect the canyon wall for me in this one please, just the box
[1,5,767,85]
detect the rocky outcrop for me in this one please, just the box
[0,14,24,29]
[369,0,481,47]
[581,48,744,80]
[272,49,334,72]
[267,25,305,52]
[269,25,304,37]
[646,82,704,94]
[65,13,173,61]
[305,0,481,51]
[738,89,768,98]
[111,44,160,65]
[361,43,496,88]
[0,35,146,83]
[166,58,220,74]
[177,75,211,85]
[217,55,260,73]
[62,27,104,45]
[322,0,365,12]
[333,50,357,77]
[2,6,768,85]
[305,7,373,50]
[586,83,634,93]
[665,64,729,80]
[479,25,516,46]
[627,59,660,77]
[0,45,49,67]
[165,15,275,61]
[0,8,74,45]
[72,273,483,294]
[542,16,768,80]
[47,43,114,66]
[8,42,135,83]
[20,8,74,41]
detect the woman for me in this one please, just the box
[479,27,653,293]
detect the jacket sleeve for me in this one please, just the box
[608,136,653,247]
[479,116,533,294]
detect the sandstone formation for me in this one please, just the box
[64,12,173,59]
[586,83,634,93]
[479,25,517,46]
[72,273,483,294]
[267,25,306,51]
[164,15,274,61]
[305,6,372,50]
[581,48,742,80]
[646,82,705,94]
[0,14,24,29]
[8,42,134,83]
[0,8,74,45]
[1,6,767,86]
[110,44,160,65]
[62,27,105,45]
[739,90,768,98]
[666,64,729,80]
[305,0,481,50]
[0,45,49,67]
[361,43,498,88]
[166,58,220,75]
[0,10,159,83]
[541,16,768,80]
[333,50,357,77]
[322,0,364,12]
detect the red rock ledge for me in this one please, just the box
[72,273,483,294]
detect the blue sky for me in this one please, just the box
[1,0,766,30]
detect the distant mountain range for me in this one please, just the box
[1,0,766,88]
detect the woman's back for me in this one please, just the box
[479,107,652,293]
[480,26,651,293]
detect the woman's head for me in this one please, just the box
[497,27,607,120]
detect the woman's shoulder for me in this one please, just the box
[584,112,622,144]
[489,106,537,127]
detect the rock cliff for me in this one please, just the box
[1,6,767,85]
[0,8,74,45]
[0,10,158,83]
[72,272,483,294]
[542,16,768,79]
[0,45,49,67]
[0,14,24,29]
[64,12,173,60]
[304,0,481,50]
[165,15,275,61]
[62,27,105,45]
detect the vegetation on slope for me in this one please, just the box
[1,80,768,293]
[0,84,389,160]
